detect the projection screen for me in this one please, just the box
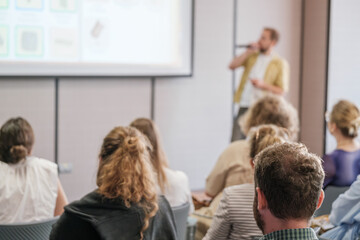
[0,0,193,76]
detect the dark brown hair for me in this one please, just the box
[254,142,324,220]
[264,27,280,43]
[0,117,34,164]
[330,100,360,138]
[130,118,168,193]
[97,126,158,239]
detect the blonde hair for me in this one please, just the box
[97,126,158,239]
[240,95,299,141]
[130,118,169,193]
[248,124,290,159]
[330,100,360,138]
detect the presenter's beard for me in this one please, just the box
[253,193,265,234]
[259,47,268,53]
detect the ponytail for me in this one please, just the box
[97,126,158,239]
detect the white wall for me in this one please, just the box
[326,0,360,153]
[155,0,233,190]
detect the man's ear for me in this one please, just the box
[250,158,255,168]
[316,190,325,210]
[328,122,336,134]
[256,187,268,210]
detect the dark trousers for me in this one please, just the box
[231,107,248,142]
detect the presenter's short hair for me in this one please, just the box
[264,27,279,43]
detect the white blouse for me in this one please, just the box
[162,168,194,214]
[0,156,58,223]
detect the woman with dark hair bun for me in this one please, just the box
[0,117,68,223]
[50,126,177,240]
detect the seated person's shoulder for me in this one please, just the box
[225,183,254,195]
[222,140,249,156]
[165,168,188,182]
[27,156,57,170]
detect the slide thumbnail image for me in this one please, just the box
[0,26,8,56]
[50,28,78,59]
[51,0,77,12]
[16,27,43,57]
[16,0,43,10]
[0,0,8,9]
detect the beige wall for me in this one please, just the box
[300,0,329,155]
[58,79,152,201]
[0,79,55,160]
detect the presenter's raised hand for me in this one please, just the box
[229,42,259,70]
[246,42,259,54]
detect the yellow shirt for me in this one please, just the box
[233,52,289,103]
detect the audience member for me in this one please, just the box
[192,95,298,239]
[254,142,325,240]
[0,117,67,223]
[130,118,194,213]
[204,125,289,240]
[50,126,177,240]
[323,100,360,188]
[205,95,298,199]
[321,175,360,239]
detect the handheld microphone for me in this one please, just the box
[236,44,251,48]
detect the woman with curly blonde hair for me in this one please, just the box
[50,126,177,240]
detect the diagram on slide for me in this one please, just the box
[0,0,8,9]
[50,28,78,59]
[16,27,43,57]
[51,0,77,12]
[0,26,8,56]
[16,0,43,10]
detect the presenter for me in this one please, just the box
[229,27,289,141]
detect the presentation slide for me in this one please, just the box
[326,0,360,153]
[0,0,193,76]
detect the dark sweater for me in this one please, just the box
[50,191,177,240]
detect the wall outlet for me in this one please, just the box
[58,163,73,174]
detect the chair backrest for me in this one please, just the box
[172,202,190,240]
[314,185,350,217]
[0,216,59,240]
